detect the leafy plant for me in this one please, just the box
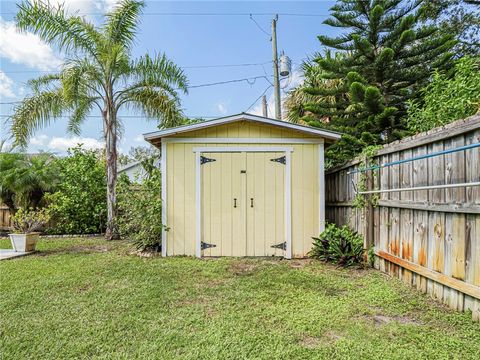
[310,223,364,267]
[407,56,480,133]
[11,207,51,233]
[117,158,164,251]
[45,146,107,234]
[352,145,381,209]
[0,152,58,211]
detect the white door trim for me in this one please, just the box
[161,141,167,257]
[318,141,325,235]
[164,137,323,144]
[194,146,293,259]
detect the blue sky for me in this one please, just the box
[0,0,339,154]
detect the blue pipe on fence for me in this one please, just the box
[347,142,480,175]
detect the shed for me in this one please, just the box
[144,113,341,258]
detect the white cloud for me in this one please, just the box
[0,17,61,71]
[0,1,121,70]
[30,134,49,146]
[134,134,144,142]
[216,102,228,115]
[46,0,119,15]
[47,136,104,152]
[0,70,15,98]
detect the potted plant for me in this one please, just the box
[9,207,50,252]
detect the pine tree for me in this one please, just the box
[303,0,456,166]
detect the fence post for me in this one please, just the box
[364,157,374,250]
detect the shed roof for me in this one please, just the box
[143,113,342,143]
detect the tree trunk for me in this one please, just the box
[104,105,119,240]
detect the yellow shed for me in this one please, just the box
[144,113,341,259]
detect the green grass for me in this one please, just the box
[0,237,479,359]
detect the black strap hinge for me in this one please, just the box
[271,242,286,250]
[270,156,286,165]
[201,241,217,250]
[200,156,216,165]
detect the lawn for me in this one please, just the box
[1,237,479,359]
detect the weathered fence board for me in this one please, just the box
[0,205,12,231]
[325,115,480,321]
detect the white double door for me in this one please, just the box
[201,151,286,257]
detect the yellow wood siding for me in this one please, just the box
[165,123,321,258]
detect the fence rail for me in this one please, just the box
[325,114,480,322]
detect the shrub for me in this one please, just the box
[407,56,480,133]
[45,146,107,234]
[310,223,364,267]
[11,207,51,233]
[117,158,164,251]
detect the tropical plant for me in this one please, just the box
[11,207,51,233]
[303,0,456,167]
[117,157,163,251]
[407,56,480,133]
[45,146,107,235]
[0,152,58,211]
[11,0,188,239]
[310,223,364,267]
[285,54,347,125]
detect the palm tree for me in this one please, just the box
[10,0,188,239]
[0,152,58,211]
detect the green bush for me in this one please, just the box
[407,56,480,133]
[310,223,364,267]
[45,146,106,234]
[117,158,164,251]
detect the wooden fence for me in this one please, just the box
[325,115,480,321]
[0,204,13,231]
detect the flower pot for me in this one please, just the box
[8,232,40,252]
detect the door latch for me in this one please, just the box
[234,198,237,208]
[250,198,254,208]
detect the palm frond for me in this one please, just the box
[15,0,102,57]
[105,0,145,48]
[123,88,184,128]
[11,90,70,146]
[130,53,188,93]
[68,96,99,135]
[28,74,61,93]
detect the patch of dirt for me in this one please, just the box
[36,245,110,256]
[228,262,258,276]
[177,297,218,318]
[194,278,226,289]
[77,283,92,293]
[289,259,312,269]
[299,331,343,349]
[368,314,423,326]
[299,336,322,349]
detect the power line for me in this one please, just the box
[0,75,273,106]
[245,85,273,113]
[0,61,273,74]
[0,12,330,17]
[0,114,220,119]
[249,14,271,38]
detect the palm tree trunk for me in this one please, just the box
[104,105,119,240]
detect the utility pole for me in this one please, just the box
[271,14,281,120]
[262,95,268,117]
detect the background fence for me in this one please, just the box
[325,115,480,321]
[0,204,12,231]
